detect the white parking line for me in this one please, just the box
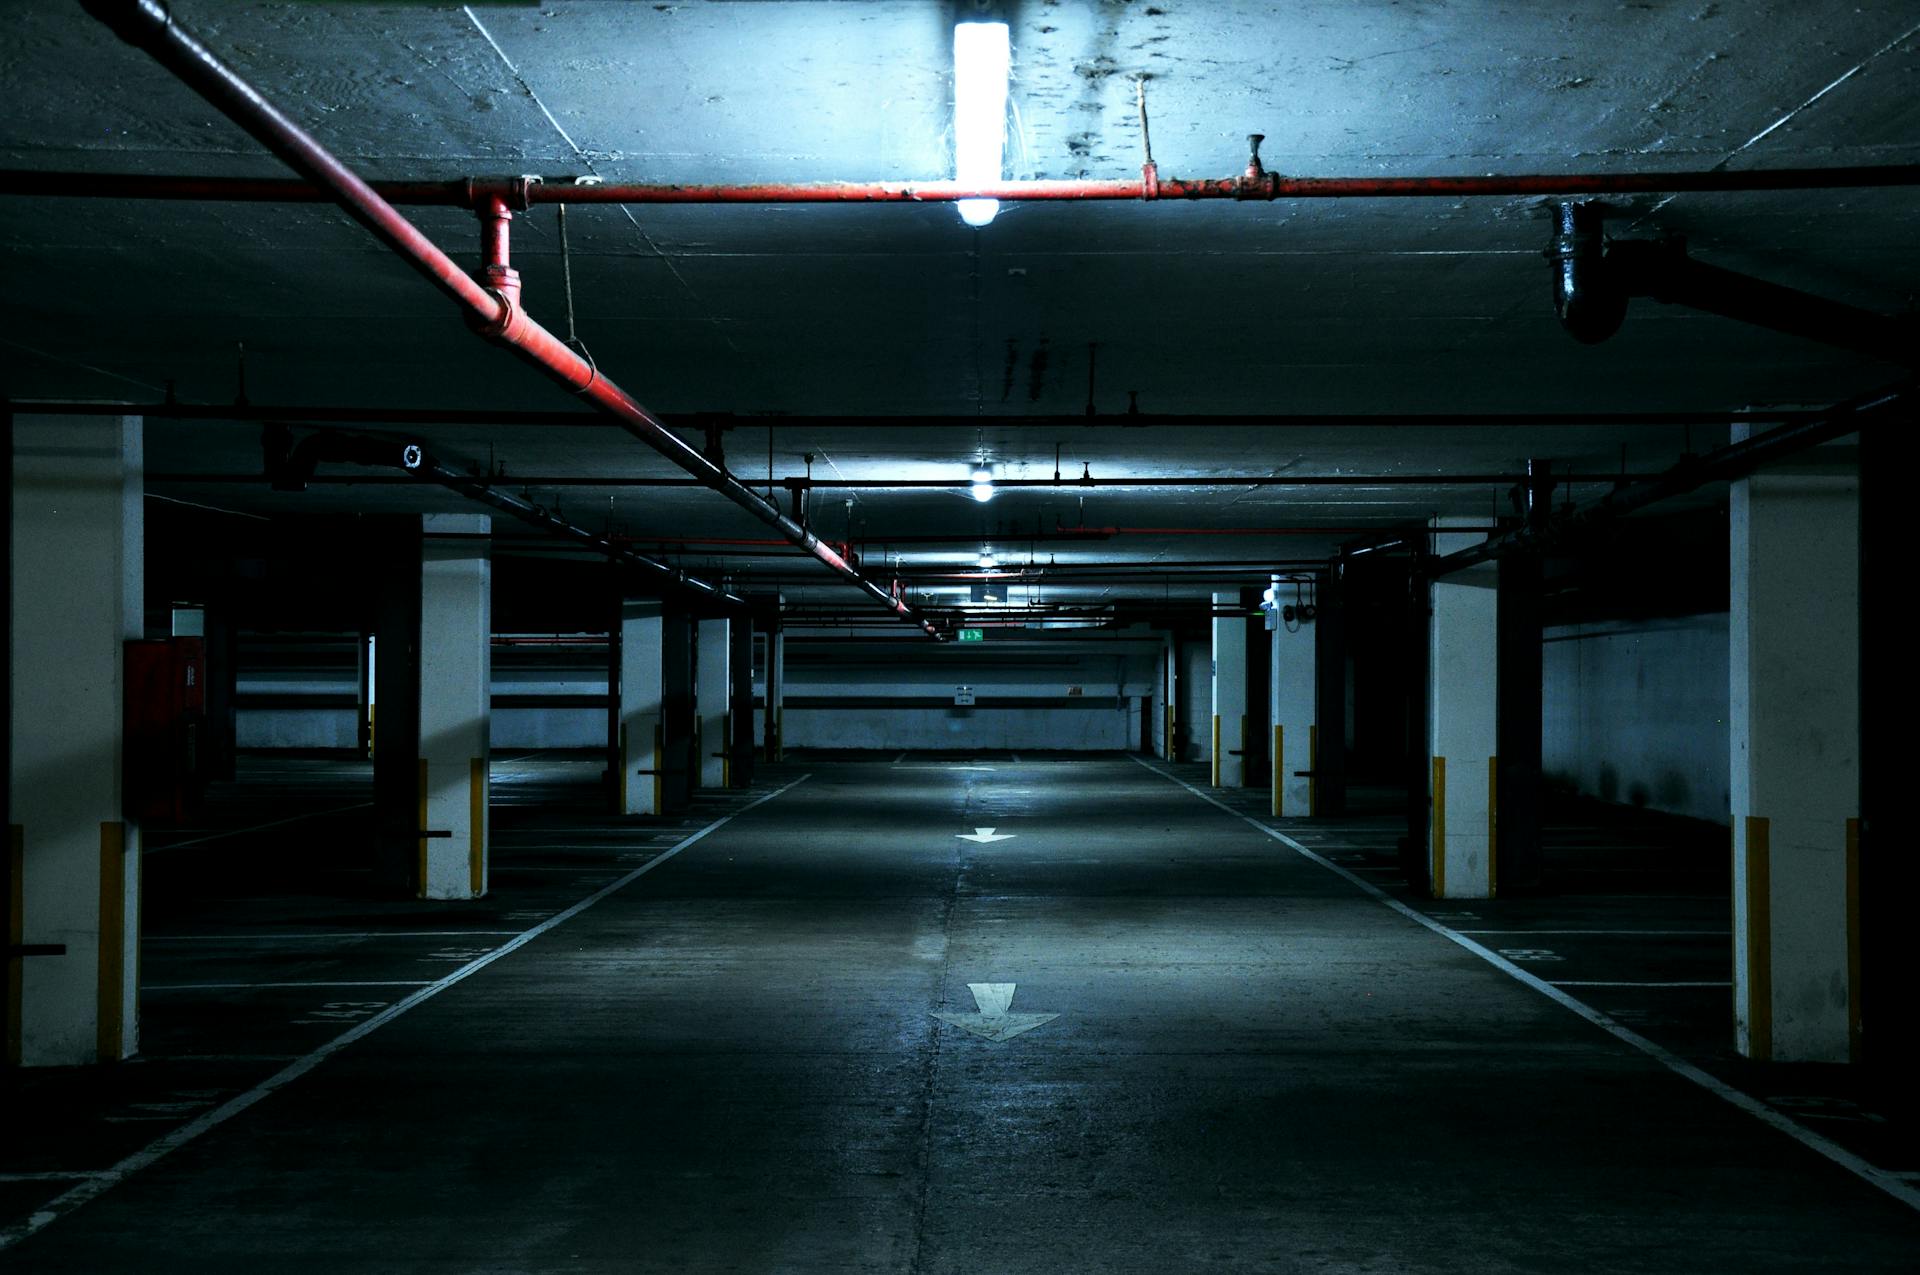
[144,981,435,991]
[1132,756,1920,1217]
[145,931,520,943]
[1456,929,1728,937]
[0,773,812,1253]
[1551,980,1732,988]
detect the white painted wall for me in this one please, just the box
[1542,614,1730,825]
[1180,641,1211,764]
[775,637,1159,752]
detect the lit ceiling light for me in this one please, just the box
[978,548,997,569]
[970,463,995,503]
[953,21,1010,228]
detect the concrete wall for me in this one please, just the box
[1180,641,1211,764]
[1542,613,1730,825]
[234,635,607,751]
[767,637,1159,752]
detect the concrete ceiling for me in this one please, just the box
[1,1,1912,618]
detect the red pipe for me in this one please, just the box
[82,0,938,639]
[5,165,1918,206]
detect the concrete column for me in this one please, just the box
[616,601,665,816]
[1731,454,1859,1063]
[1313,569,1348,816]
[9,413,142,1065]
[763,621,785,762]
[1428,525,1497,900]
[418,515,491,900]
[696,617,731,789]
[660,610,695,812]
[728,618,754,788]
[1495,552,1545,892]
[1210,592,1246,787]
[1270,600,1316,818]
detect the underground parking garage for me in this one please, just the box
[1,1,1915,1269]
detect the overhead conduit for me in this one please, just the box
[81,0,936,638]
[1548,201,1916,364]
[263,428,742,609]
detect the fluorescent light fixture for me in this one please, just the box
[978,548,997,569]
[954,21,1010,227]
[970,463,995,503]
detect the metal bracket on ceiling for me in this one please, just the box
[1235,134,1279,200]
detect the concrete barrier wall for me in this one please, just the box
[1542,613,1730,824]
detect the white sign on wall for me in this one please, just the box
[954,686,976,706]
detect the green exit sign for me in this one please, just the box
[957,628,986,642]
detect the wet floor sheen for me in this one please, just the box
[6,757,1918,1272]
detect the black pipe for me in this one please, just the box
[1432,381,1911,577]
[417,456,745,611]
[266,426,742,609]
[1614,240,1916,366]
[1546,201,1626,344]
[1548,201,1915,364]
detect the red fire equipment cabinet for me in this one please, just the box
[125,637,207,823]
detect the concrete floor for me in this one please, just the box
[3,754,1918,1271]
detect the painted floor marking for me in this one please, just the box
[146,931,521,943]
[144,802,374,855]
[1551,980,1732,989]
[143,981,435,992]
[931,982,1059,1043]
[1456,929,1727,937]
[1130,756,1920,1216]
[0,774,812,1253]
[956,827,1016,844]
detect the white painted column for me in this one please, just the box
[1428,522,1497,900]
[618,601,664,816]
[766,625,785,762]
[1152,633,1167,756]
[1731,452,1859,1063]
[417,514,490,900]
[696,617,731,788]
[9,413,142,1065]
[1270,611,1316,818]
[1209,592,1247,786]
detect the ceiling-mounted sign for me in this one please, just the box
[957,628,985,642]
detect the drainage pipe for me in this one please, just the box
[6,164,1918,206]
[1549,200,1915,364]
[80,0,933,638]
[1432,381,1910,576]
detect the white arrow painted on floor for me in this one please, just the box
[955,827,1015,843]
[931,982,1058,1043]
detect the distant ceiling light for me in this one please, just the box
[970,463,995,503]
[953,21,1010,228]
[978,548,997,569]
